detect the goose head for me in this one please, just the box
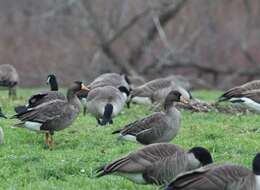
[47,74,58,91]
[118,86,130,100]
[67,81,89,100]
[188,147,213,167]
[163,90,190,110]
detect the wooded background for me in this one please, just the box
[1,0,260,88]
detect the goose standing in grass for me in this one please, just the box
[0,107,7,144]
[166,153,260,190]
[79,73,131,115]
[130,75,192,106]
[218,80,260,112]
[11,81,89,148]
[15,74,66,114]
[86,85,129,126]
[0,64,19,98]
[112,90,188,145]
[96,143,213,186]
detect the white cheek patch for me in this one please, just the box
[24,122,42,131]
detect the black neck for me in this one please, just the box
[50,79,58,91]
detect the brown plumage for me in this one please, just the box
[131,76,191,105]
[0,64,19,98]
[166,153,260,190]
[112,91,187,145]
[219,80,260,102]
[11,81,89,148]
[96,144,213,186]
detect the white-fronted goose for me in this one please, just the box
[96,143,213,186]
[86,86,128,126]
[218,80,260,112]
[15,74,66,114]
[0,64,19,98]
[166,153,260,190]
[112,90,188,145]
[0,107,7,144]
[130,76,192,105]
[11,81,89,148]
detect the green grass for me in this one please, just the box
[0,89,259,190]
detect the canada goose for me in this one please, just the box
[86,85,129,126]
[96,143,213,186]
[166,153,260,190]
[112,90,188,145]
[218,80,260,112]
[11,81,89,148]
[0,107,7,145]
[79,73,131,114]
[130,76,192,105]
[15,74,66,114]
[0,64,19,98]
[89,73,131,90]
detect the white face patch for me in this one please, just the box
[24,122,42,131]
[122,93,128,101]
[47,76,51,84]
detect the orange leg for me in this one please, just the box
[45,132,49,146]
[49,134,54,149]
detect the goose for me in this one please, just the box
[11,81,89,148]
[166,153,260,190]
[0,64,19,98]
[79,73,131,114]
[130,76,192,106]
[0,107,7,144]
[112,90,188,145]
[96,143,213,186]
[89,73,131,90]
[15,74,66,114]
[86,85,129,126]
[218,80,260,112]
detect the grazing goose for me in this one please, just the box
[86,86,129,126]
[0,107,7,145]
[15,74,66,114]
[112,90,187,145]
[218,80,260,112]
[89,73,131,90]
[166,153,260,190]
[130,76,192,105]
[96,143,213,186]
[0,64,19,98]
[79,73,131,114]
[11,81,89,148]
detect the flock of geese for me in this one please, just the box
[0,71,260,189]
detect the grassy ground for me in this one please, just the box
[0,89,259,190]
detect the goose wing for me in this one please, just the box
[97,143,183,176]
[241,89,260,103]
[219,80,260,101]
[167,164,251,190]
[13,99,67,123]
[114,112,166,137]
